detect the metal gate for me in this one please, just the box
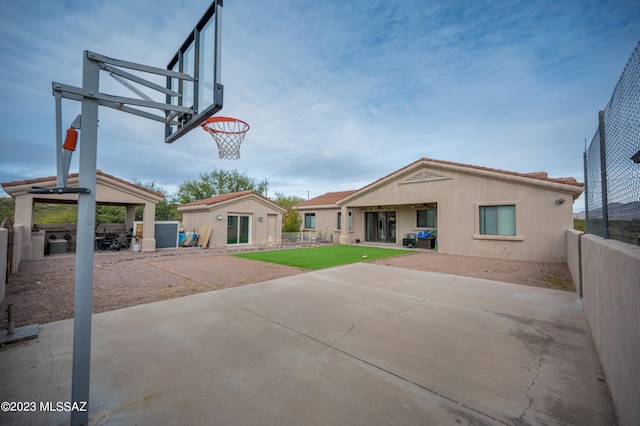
[1,217,13,284]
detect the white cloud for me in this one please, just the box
[1,0,638,213]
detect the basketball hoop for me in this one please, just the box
[201,116,250,160]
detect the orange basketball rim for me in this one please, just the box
[201,116,250,160]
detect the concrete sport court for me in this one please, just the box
[0,263,615,425]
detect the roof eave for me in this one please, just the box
[337,158,584,204]
[179,192,287,213]
[294,203,341,210]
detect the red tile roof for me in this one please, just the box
[179,190,284,210]
[356,157,584,194]
[179,190,254,207]
[294,158,584,207]
[1,170,165,198]
[295,190,357,207]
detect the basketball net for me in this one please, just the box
[201,117,250,160]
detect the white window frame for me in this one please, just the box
[227,213,252,245]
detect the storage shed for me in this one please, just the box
[178,190,286,248]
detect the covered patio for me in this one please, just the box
[1,170,164,270]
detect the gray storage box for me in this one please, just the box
[49,240,68,254]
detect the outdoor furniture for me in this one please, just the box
[402,233,417,247]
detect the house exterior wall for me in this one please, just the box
[300,207,338,242]
[336,167,577,263]
[181,197,283,247]
[297,206,363,244]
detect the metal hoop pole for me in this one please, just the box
[70,51,99,426]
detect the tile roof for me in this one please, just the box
[1,170,165,198]
[295,190,358,207]
[179,190,284,210]
[179,190,254,207]
[356,157,584,194]
[293,158,584,208]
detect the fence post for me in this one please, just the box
[598,110,609,239]
[583,148,589,235]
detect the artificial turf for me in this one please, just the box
[231,244,413,270]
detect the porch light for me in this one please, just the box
[217,215,223,220]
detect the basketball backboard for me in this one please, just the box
[165,0,223,144]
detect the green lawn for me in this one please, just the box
[231,244,413,270]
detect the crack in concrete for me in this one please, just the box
[514,322,552,426]
[15,324,58,426]
[216,294,507,426]
[331,295,427,345]
[330,276,458,345]
[35,323,56,401]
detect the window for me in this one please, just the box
[479,205,516,236]
[417,209,436,228]
[337,212,352,230]
[365,211,396,243]
[304,213,316,229]
[227,214,251,244]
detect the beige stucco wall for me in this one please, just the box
[581,234,640,426]
[181,197,283,248]
[334,166,579,263]
[301,207,338,242]
[566,229,583,295]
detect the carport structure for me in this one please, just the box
[1,170,164,265]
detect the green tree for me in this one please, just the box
[33,203,77,223]
[0,198,15,221]
[131,179,178,220]
[96,205,125,224]
[273,192,304,232]
[176,169,267,204]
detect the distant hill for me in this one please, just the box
[575,201,640,220]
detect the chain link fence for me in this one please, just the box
[584,42,640,245]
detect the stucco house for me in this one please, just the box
[178,190,286,248]
[295,158,584,263]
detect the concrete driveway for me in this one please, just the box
[0,263,615,425]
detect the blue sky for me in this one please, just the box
[1,0,638,212]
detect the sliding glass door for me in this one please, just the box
[365,211,396,243]
[227,215,251,244]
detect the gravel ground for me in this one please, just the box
[369,251,575,290]
[0,245,574,331]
